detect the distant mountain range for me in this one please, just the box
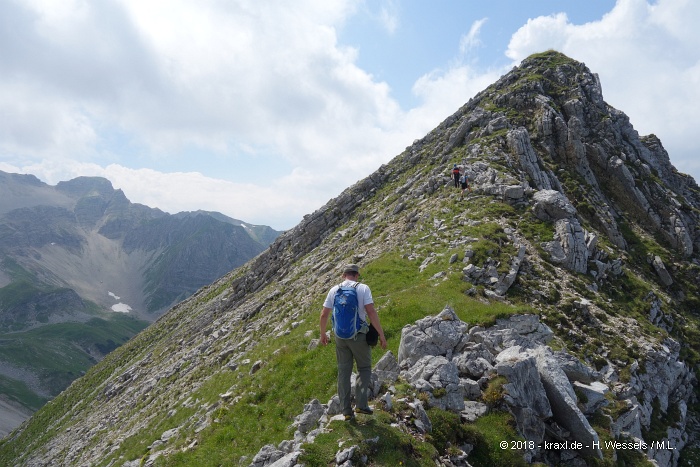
[0,171,281,435]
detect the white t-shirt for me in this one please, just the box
[323,280,373,322]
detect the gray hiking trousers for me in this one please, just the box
[335,332,371,415]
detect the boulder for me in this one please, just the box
[493,244,527,296]
[572,381,609,415]
[249,444,286,467]
[495,346,552,444]
[401,355,464,411]
[553,351,600,384]
[461,378,482,399]
[532,190,577,221]
[292,399,325,435]
[534,347,602,459]
[335,445,357,465]
[373,350,400,385]
[470,315,552,352]
[502,185,526,204]
[326,395,341,416]
[652,255,674,286]
[412,400,432,434]
[461,401,489,422]
[551,218,589,273]
[398,306,468,367]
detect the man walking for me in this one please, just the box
[320,264,387,420]
[459,171,472,199]
[451,164,460,188]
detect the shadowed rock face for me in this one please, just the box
[2,51,698,466]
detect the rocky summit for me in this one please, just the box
[1,51,699,466]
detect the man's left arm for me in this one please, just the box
[364,303,387,349]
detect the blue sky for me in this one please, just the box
[1,0,698,230]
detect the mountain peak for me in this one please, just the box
[55,176,115,198]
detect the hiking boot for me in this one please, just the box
[354,407,373,415]
[344,414,355,421]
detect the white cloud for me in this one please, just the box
[505,0,700,181]
[378,0,399,35]
[12,159,311,229]
[459,19,488,57]
[2,0,386,162]
[411,66,498,127]
[0,0,420,228]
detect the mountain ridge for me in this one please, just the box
[1,50,698,466]
[0,172,282,436]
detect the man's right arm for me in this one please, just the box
[319,307,331,345]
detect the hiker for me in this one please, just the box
[319,264,387,420]
[451,164,460,188]
[459,171,472,199]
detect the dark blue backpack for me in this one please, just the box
[331,283,362,339]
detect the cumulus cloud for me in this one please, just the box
[10,159,310,229]
[1,0,390,162]
[0,0,417,228]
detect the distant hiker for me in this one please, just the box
[320,264,387,420]
[459,172,472,199]
[451,164,461,188]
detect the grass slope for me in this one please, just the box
[0,314,149,409]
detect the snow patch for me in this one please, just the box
[111,303,132,313]
[108,291,130,313]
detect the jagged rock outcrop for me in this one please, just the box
[396,308,694,464]
[532,190,591,273]
[495,346,552,446]
[507,128,554,191]
[396,308,605,462]
[253,306,693,465]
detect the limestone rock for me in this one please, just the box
[495,346,552,444]
[398,306,468,367]
[373,350,400,385]
[507,128,553,190]
[412,400,432,434]
[572,381,609,415]
[553,351,600,384]
[534,347,602,459]
[532,190,577,221]
[652,255,674,286]
[493,244,527,296]
[461,401,489,423]
[401,355,464,411]
[292,399,325,435]
[250,444,286,467]
[335,445,357,465]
